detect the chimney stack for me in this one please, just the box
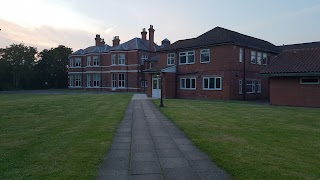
[95,34,101,46]
[141,28,147,40]
[113,36,120,47]
[148,25,155,51]
[101,39,105,45]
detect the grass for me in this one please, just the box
[153,99,320,180]
[0,93,132,179]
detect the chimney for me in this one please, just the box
[113,36,120,47]
[141,28,147,40]
[95,34,101,46]
[148,25,155,51]
[101,39,105,45]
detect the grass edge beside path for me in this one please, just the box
[0,93,133,180]
[153,99,320,180]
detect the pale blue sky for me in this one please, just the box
[0,0,320,51]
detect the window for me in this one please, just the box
[300,77,320,84]
[118,54,125,65]
[69,75,74,87]
[75,75,81,87]
[239,48,243,63]
[180,78,196,89]
[239,80,243,94]
[141,55,148,65]
[75,58,81,67]
[141,80,148,87]
[262,53,267,65]
[112,74,117,87]
[69,58,74,67]
[257,80,261,93]
[203,77,222,90]
[246,80,255,93]
[111,54,116,65]
[86,56,91,66]
[251,51,256,64]
[118,73,125,88]
[149,62,153,69]
[87,74,91,87]
[167,53,175,65]
[93,74,100,87]
[179,51,195,64]
[200,49,210,63]
[257,52,262,65]
[93,56,100,66]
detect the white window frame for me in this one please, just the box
[86,56,91,66]
[257,80,262,93]
[239,48,243,63]
[300,77,320,85]
[93,56,100,66]
[75,75,81,87]
[69,75,74,87]
[180,77,196,90]
[118,73,125,88]
[69,58,74,67]
[118,54,125,65]
[239,80,243,94]
[202,77,222,90]
[111,54,116,65]
[141,80,148,87]
[251,50,256,64]
[167,53,175,65]
[93,74,100,87]
[87,74,91,87]
[200,49,210,63]
[246,80,256,94]
[111,74,117,87]
[75,58,81,67]
[141,55,148,65]
[262,53,268,65]
[257,52,262,65]
[179,51,195,64]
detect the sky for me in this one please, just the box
[1,0,320,52]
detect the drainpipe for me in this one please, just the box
[174,49,179,98]
[243,48,246,101]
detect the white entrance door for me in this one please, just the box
[152,77,161,98]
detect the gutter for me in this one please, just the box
[259,72,320,77]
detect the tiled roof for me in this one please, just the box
[261,48,320,74]
[159,27,279,53]
[71,44,111,56]
[278,41,320,51]
[110,38,160,52]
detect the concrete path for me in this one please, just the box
[97,94,230,180]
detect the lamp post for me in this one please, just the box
[158,73,164,107]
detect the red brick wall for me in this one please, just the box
[270,77,320,107]
[155,45,273,100]
[163,73,176,98]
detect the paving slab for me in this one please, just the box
[96,94,230,180]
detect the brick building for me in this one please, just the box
[68,25,160,92]
[261,42,320,107]
[144,27,279,100]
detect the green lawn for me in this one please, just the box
[0,93,132,179]
[153,99,320,180]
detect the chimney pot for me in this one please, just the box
[95,34,101,46]
[141,28,147,40]
[113,36,120,47]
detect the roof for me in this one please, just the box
[278,41,320,51]
[71,44,111,56]
[261,48,320,75]
[159,27,279,53]
[110,37,160,52]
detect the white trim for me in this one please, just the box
[251,50,256,64]
[246,80,256,94]
[202,77,222,90]
[200,49,210,63]
[239,48,243,63]
[167,53,175,65]
[179,51,195,64]
[180,77,196,90]
[300,77,320,84]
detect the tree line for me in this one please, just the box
[0,43,72,90]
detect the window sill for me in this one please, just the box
[200,61,210,64]
[246,92,256,94]
[180,88,196,90]
[202,89,222,91]
[179,63,195,65]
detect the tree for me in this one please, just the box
[36,45,72,88]
[0,44,37,89]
